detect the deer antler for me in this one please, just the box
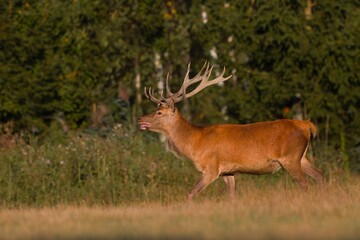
[144,62,232,107]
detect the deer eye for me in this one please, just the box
[156,111,163,116]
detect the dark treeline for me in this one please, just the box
[0,1,359,169]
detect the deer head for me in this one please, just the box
[138,62,232,133]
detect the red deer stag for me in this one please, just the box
[138,62,324,201]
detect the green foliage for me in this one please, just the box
[0,128,197,206]
[0,1,359,169]
[0,127,338,207]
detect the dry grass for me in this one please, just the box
[0,180,359,240]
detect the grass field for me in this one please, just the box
[0,130,359,239]
[1,180,359,240]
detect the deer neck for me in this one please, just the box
[165,110,200,159]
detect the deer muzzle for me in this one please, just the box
[137,117,151,130]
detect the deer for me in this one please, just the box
[137,62,324,201]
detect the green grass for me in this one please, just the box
[0,126,352,207]
[0,128,201,206]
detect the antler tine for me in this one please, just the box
[182,62,207,88]
[167,63,190,101]
[144,87,149,99]
[165,72,173,97]
[170,61,208,101]
[191,61,209,83]
[173,63,232,102]
[203,63,213,80]
[159,89,168,102]
[146,87,162,105]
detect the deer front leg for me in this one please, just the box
[223,175,236,199]
[188,171,219,202]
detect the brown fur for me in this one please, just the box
[138,107,324,201]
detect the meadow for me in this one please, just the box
[0,127,359,239]
[0,182,359,239]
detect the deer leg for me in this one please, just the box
[301,157,325,188]
[188,171,219,202]
[223,175,236,199]
[281,160,309,190]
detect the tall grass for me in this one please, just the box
[0,126,352,207]
[0,126,199,207]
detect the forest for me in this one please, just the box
[0,0,359,205]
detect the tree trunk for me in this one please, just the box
[134,58,141,105]
[305,0,315,20]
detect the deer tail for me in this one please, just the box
[306,120,317,139]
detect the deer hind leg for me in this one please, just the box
[279,135,313,190]
[284,164,308,190]
[223,175,236,199]
[188,170,219,202]
[301,157,325,188]
[280,157,309,190]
